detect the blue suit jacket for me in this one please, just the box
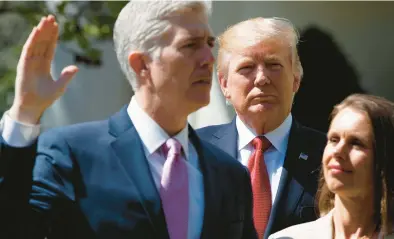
[197,118,327,239]
[0,106,257,239]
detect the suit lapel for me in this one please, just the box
[109,106,168,238]
[265,121,318,238]
[108,109,226,238]
[211,119,238,159]
[189,126,222,239]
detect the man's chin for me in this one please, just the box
[250,102,275,112]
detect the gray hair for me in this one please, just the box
[114,0,212,90]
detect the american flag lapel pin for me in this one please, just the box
[299,152,308,160]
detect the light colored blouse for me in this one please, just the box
[269,209,394,239]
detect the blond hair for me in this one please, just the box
[217,17,303,80]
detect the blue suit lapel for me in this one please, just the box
[189,126,222,239]
[108,106,168,238]
[211,119,238,159]
[264,142,304,238]
[107,107,229,238]
[264,121,320,238]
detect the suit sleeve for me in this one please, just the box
[0,112,40,238]
[0,127,76,239]
[0,136,37,239]
[242,167,258,239]
[26,130,76,238]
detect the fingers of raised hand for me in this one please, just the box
[23,15,59,60]
[56,65,79,91]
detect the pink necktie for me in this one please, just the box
[160,138,189,239]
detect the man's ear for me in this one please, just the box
[128,51,149,80]
[293,73,301,93]
[218,71,230,99]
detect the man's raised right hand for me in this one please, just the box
[9,15,78,124]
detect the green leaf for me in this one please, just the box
[83,24,100,37]
[0,69,16,111]
[100,24,111,35]
[56,1,68,15]
[106,2,128,17]
[12,45,23,55]
[61,22,74,41]
[76,34,89,50]
[2,1,127,69]
[85,48,101,61]
[0,69,16,94]
[61,31,74,41]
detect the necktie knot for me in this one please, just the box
[252,136,271,152]
[162,138,182,157]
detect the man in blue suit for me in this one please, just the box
[0,2,256,239]
[197,18,327,239]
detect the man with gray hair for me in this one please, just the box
[0,2,256,239]
[197,17,327,239]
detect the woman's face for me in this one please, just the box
[323,107,375,198]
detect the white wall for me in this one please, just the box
[42,1,394,129]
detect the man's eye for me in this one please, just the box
[328,136,339,143]
[267,63,282,70]
[184,43,197,48]
[238,65,253,71]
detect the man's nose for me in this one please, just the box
[254,67,270,87]
[199,44,215,68]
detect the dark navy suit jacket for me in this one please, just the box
[197,118,327,239]
[0,106,257,239]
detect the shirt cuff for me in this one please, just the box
[1,111,41,147]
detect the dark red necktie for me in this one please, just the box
[248,136,272,238]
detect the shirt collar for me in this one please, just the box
[236,113,293,155]
[127,96,189,159]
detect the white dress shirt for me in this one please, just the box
[1,111,40,147]
[0,97,205,239]
[127,97,205,239]
[236,114,292,204]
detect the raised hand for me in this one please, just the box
[9,15,78,124]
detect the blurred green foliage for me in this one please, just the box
[0,1,127,111]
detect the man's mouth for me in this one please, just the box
[193,79,211,85]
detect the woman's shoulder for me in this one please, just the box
[268,211,333,239]
[268,220,320,239]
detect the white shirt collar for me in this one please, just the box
[127,96,189,159]
[236,113,293,155]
